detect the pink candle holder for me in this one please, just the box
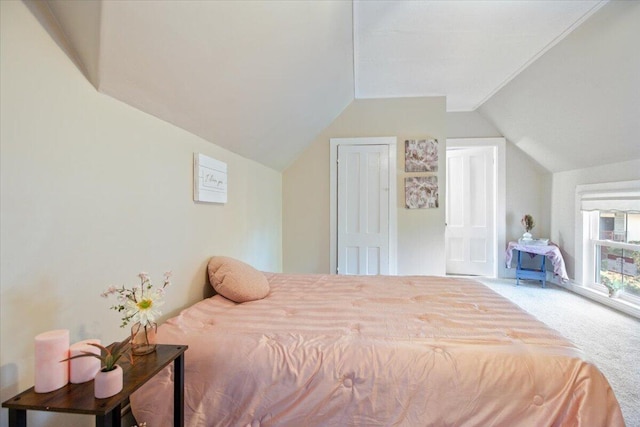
[34,329,69,393]
[69,339,101,384]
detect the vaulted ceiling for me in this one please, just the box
[354,0,603,111]
[42,0,639,172]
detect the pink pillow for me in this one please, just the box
[207,257,270,303]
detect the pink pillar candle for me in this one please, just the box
[70,339,101,384]
[34,329,70,393]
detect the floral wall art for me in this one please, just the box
[404,139,438,172]
[405,176,439,209]
[403,137,439,209]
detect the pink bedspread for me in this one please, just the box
[131,274,624,426]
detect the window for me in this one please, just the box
[578,181,640,311]
[592,212,640,299]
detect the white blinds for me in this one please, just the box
[580,189,640,213]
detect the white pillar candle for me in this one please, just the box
[69,339,101,384]
[34,329,70,393]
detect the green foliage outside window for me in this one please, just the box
[598,244,640,297]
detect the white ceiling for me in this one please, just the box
[47,0,354,171]
[43,0,618,171]
[479,0,640,172]
[354,0,605,111]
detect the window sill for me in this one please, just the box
[556,279,640,319]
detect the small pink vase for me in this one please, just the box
[94,365,123,399]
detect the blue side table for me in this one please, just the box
[506,241,569,286]
[516,249,546,288]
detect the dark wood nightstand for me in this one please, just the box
[2,344,187,427]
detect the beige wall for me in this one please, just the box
[551,159,640,280]
[283,97,446,275]
[0,3,281,425]
[503,144,552,248]
[283,101,551,277]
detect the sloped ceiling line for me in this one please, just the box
[42,0,638,173]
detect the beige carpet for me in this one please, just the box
[477,277,639,427]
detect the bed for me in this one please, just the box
[130,257,624,426]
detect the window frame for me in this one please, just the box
[574,180,640,318]
[584,213,640,305]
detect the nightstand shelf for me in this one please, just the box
[2,344,187,427]
[516,249,547,287]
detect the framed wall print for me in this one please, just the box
[405,176,438,209]
[194,153,227,203]
[404,139,438,172]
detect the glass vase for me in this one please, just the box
[130,322,157,355]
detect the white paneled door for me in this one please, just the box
[337,144,390,275]
[446,146,495,276]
